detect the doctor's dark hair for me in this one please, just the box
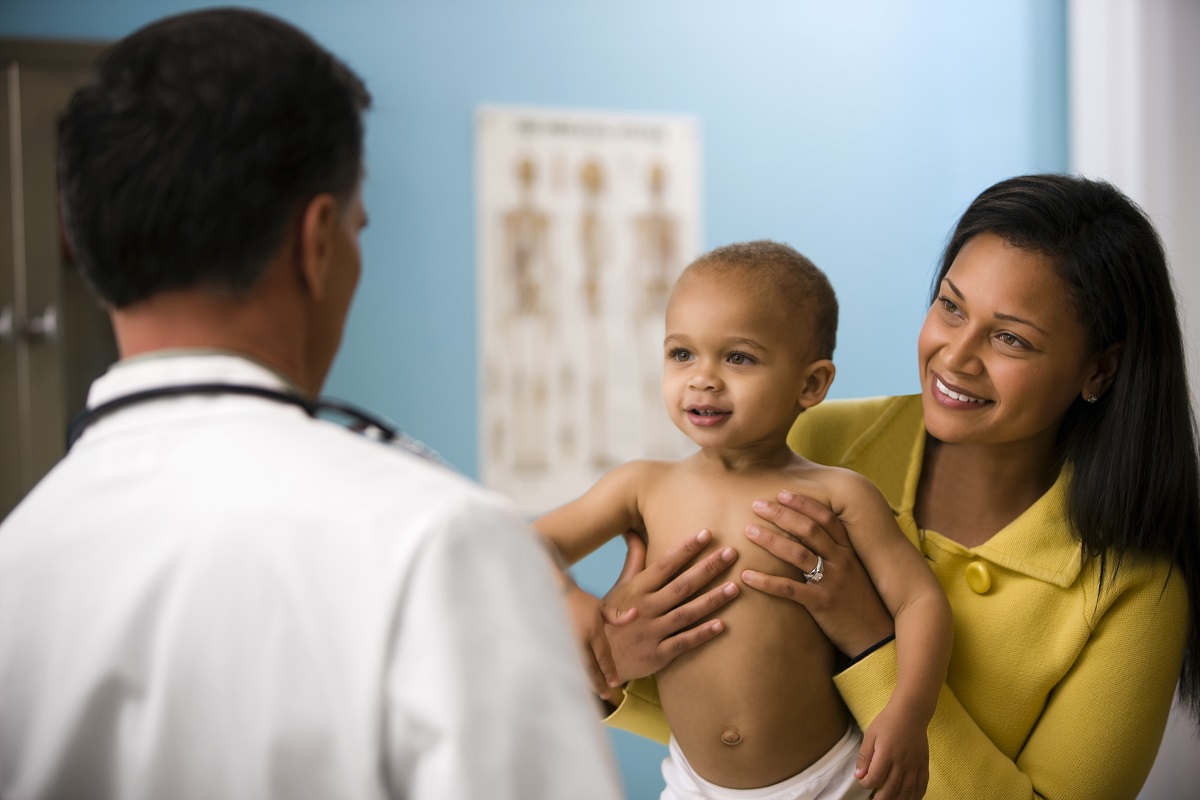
[57,8,371,309]
[932,173,1200,719]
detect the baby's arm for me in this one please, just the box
[534,461,649,564]
[533,461,652,698]
[831,470,953,800]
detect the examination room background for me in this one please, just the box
[1,2,1195,798]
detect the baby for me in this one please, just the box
[536,241,952,799]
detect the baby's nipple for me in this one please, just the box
[721,728,743,746]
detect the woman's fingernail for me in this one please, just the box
[710,620,724,633]
[778,490,794,503]
[721,546,736,561]
[742,570,757,583]
[746,525,761,538]
[696,528,711,542]
[752,499,769,511]
[723,582,738,596]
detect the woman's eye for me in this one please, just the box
[938,296,960,314]
[996,332,1027,348]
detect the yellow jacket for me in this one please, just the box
[607,395,1188,799]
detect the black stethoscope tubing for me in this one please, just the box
[66,383,407,453]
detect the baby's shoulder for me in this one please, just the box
[785,460,887,510]
[601,457,681,494]
[612,457,679,478]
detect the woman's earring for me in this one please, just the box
[1086,394,1098,404]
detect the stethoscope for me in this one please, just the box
[65,383,446,465]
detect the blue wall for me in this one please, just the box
[1,2,1068,796]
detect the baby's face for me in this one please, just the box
[661,271,816,450]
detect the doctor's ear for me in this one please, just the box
[797,359,835,409]
[297,193,339,299]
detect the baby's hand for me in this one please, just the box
[564,583,633,701]
[855,702,929,800]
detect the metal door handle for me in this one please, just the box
[0,305,59,343]
[25,305,58,341]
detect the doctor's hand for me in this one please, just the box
[741,491,893,659]
[602,529,739,684]
[564,582,634,700]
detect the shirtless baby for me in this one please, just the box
[536,241,952,800]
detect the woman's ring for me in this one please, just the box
[804,555,824,584]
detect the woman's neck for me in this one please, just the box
[914,434,1060,547]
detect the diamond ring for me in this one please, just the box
[804,555,824,584]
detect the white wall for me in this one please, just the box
[1069,1,1200,797]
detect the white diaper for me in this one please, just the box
[659,725,870,800]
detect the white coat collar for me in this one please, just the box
[89,350,301,408]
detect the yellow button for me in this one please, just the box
[966,561,992,594]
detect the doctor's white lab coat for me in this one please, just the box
[0,353,622,800]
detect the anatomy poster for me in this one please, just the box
[476,105,702,514]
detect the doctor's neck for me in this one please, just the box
[109,277,326,397]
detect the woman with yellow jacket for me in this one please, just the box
[599,174,1199,799]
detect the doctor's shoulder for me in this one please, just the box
[311,420,543,548]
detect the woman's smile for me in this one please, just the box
[930,374,991,407]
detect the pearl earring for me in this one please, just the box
[1086,394,1098,404]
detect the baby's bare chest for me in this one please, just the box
[640,471,831,578]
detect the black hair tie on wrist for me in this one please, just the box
[842,633,896,671]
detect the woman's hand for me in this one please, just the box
[741,490,893,658]
[602,529,740,683]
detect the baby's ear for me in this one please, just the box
[798,359,835,409]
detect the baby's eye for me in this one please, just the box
[667,348,693,363]
[727,352,754,365]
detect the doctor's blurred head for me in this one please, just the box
[56,7,373,393]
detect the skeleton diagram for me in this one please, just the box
[498,157,555,472]
[630,162,683,456]
[577,158,616,468]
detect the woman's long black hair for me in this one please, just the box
[932,174,1200,718]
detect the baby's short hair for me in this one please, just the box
[683,240,838,360]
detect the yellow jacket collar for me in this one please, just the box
[841,395,1082,588]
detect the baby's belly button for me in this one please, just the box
[721,728,743,746]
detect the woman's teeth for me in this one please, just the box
[937,378,985,403]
